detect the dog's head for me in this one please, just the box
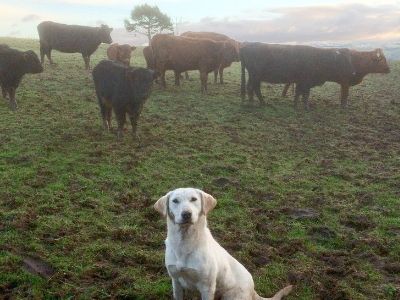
[154,188,217,225]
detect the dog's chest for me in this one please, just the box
[167,263,202,290]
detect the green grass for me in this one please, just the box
[1,37,400,299]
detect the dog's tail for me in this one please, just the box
[257,285,293,300]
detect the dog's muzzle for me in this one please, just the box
[180,211,192,224]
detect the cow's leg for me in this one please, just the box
[213,69,218,84]
[253,79,266,106]
[99,102,108,130]
[115,108,126,139]
[219,66,224,84]
[185,72,189,80]
[82,55,90,70]
[8,87,17,111]
[174,71,180,86]
[294,85,302,109]
[106,107,112,130]
[39,43,46,65]
[1,85,7,100]
[47,48,54,65]
[129,114,139,141]
[128,103,144,141]
[200,71,208,95]
[160,69,167,88]
[340,84,350,108]
[282,83,291,97]
[128,112,140,141]
[247,78,254,103]
[302,88,311,111]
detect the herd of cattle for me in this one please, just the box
[0,21,391,138]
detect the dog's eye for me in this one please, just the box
[190,197,197,202]
[172,199,179,204]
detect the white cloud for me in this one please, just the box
[176,3,400,43]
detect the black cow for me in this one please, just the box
[240,43,355,110]
[0,45,43,110]
[92,60,156,139]
[37,21,113,70]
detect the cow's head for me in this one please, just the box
[99,24,113,44]
[24,50,43,74]
[370,48,390,74]
[125,67,157,99]
[221,41,239,65]
[118,44,136,66]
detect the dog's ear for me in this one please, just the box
[154,192,170,216]
[200,191,217,215]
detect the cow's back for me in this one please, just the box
[151,34,221,72]
[181,31,239,64]
[181,31,230,42]
[0,46,22,72]
[38,21,100,53]
[241,43,353,85]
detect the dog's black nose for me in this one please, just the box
[181,211,192,221]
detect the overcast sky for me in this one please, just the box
[1,0,400,45]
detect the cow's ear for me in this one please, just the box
[199,190,217,215]
[375,48,385,60]
[131,46,137,51]
[154,192,170,216]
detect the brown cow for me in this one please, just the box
[151,34,237,94]
[143,46,155,69]
[281,48,390,107]
[107,43,136,66]
[180,31,240,84]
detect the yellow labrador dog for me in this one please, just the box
[154,188,293,300]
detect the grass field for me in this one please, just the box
[0,37,399,299]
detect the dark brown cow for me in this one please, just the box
[0,45,43,110]
[240,43,355,110]
[143,46,155,69]
[92,60,156,139]
[37,21,113,70]
[151,34,237,94]
[281,48,390,107]
[107,43,136,66]
[180,31,240,84]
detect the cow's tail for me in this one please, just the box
[240,50,246,101]
[256,285,293,300]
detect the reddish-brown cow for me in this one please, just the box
[151,34,237,94]
[107,43,136,66]
[143,46,155,69]
[281,48,390,107]
[180,31,240,84]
